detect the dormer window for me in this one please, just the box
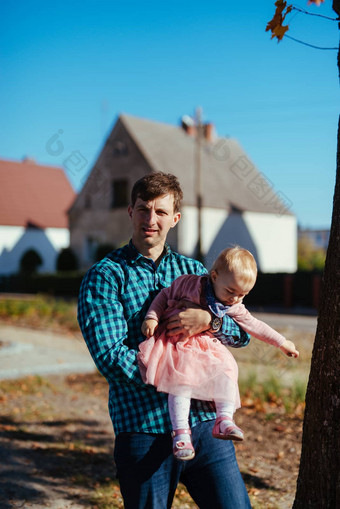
[111,179,129,208]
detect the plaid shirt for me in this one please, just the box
[78,241,250,435]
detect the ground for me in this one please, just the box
[0,371,304,509]
[0,307,314,508]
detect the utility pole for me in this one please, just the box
[195,106,203,263]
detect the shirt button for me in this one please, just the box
[213,339,217,343]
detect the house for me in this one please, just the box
[0,158,75,275]
[69,114,297,273]
[298,227,330,251]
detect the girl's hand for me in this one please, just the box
[280,339,299,358]
[141,319,158,338]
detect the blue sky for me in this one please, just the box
[1,0,339,228]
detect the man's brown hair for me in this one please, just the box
[131,172,183,213]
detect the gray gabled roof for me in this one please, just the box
[120,113,293,216]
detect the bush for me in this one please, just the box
[20,249,43,274]
[95,243,115,262]
[56,247,79,271]
[0,272,85,297]
[298,236,326,271]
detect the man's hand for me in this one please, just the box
[141,318,158,338]
[166,300,211,341]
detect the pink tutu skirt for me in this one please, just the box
[138,329,240,408]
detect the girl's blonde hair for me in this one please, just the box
[211,246,258,286]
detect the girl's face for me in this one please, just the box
[210,269,255,306]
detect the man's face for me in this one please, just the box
[128,194,181,252]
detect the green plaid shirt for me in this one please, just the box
[78,241,250,435]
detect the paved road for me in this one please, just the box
[0,324,96,380]
[0,313,318,381]
[250,311,317,334]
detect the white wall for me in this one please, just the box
[243,212,297,273]
[178,207,297,273]
[0,225,70,275]
[178,206,228,264]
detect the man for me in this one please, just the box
[78,172,251,508]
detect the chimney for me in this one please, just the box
[203,123,215,143]
[181,115,196,137]
[181,115,216,142]
[22,156,36,164]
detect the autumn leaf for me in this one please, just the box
[267,0,326,42]
[266,1,293,41]
[248,487,260,496]
[272,23,290,40]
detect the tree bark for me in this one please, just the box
[293,7,340,503]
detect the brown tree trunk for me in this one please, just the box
[293,9,340,502]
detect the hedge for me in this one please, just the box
[0,270,323,309]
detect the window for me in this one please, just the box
[84,195,91,209]
[86,237,98,263]
[112,141,129,157]
[111,179,129,208]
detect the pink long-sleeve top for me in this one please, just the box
[145,274,286,348]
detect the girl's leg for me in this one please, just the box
[215,401,235,420]
[214,401,244,441]
[168,394,195,460]
[168,393,191,429]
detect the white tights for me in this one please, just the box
[168,394,235,430]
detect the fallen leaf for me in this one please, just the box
[274,425,286,432]
[248,488,260,496]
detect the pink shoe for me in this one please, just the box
[171,428,195,461]
[212,417,244,441]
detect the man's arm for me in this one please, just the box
[214,315,251,348]
[77,267,144,386]
[166,305,250,347]
[165,305,211,340]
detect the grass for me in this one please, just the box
[239,371,306,417]
[0,373,200,509]
[1,372,301,508]
[0,374,53,395]
[0,297,310,508]
[1,370,306,420]
[89,481,199,509]
[88,482,278,509]
[0,294,79,332]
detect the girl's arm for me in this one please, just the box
[141,318,159,338]
[141,287,171,338]
[227,304,299,357]
[144,285,172,322]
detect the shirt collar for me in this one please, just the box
[128,240,172,265]
[205,277,231,317]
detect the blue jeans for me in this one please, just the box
[114,420,251,509]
